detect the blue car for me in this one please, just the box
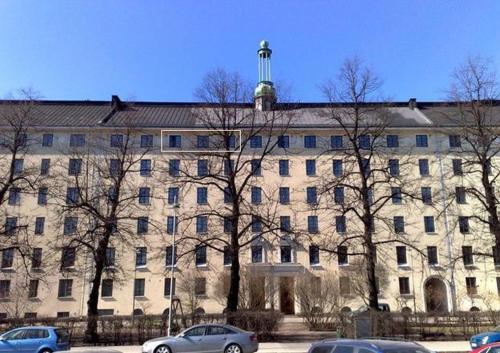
[0,326,70,353]
[471,326,500,348]
[308,339,433,353]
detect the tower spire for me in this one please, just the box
[254,40,276,111]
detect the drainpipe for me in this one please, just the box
[437,140,457,313]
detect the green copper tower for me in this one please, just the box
[254,40,276,111]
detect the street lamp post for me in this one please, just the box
[167,197,179,337]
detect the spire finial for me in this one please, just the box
[254,40,276,111]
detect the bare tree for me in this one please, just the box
[50,125,155,343]
[317,57,422,312]
[164,68,295,314]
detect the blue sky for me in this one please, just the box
[1,0,499,102]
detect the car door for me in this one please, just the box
[204,326,229,353]
[0,329,26,352]
[175,326,206,353]
[18,329,49,353]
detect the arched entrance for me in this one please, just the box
[424,277,449,313]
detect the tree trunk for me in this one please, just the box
[482,170,500,253]
[226,233,240,321]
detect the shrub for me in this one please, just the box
[226,310,283,340]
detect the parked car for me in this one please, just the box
[141,324,258,353]
[471,342,500,353]
[471,326,500,348]
[0,326,70,353]
[307,339,432,353]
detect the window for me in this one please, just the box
[306,159,316,176]
[164,278,176,296]
[416,134,428,147]
[197,159,208,176]
[459,216,470,233]
[391,187,402,204]
[196,215,208,233]
[224,159,234,176]
[251,187,261,204]
[5,217,17,235]
[105,248,115,267]
[58,279,73,298]
[194,278,206,296]
[388,159,399,176]
[396,246,407,266]
[304,135,316,148]
[358,135,370,150]
[280,245,292,263]
[419,159,429,176]
[339,277,350,295]
[394,216,405,233]
[140,159,151,176]
[279,187,290,204]
[137,217,149,234]
[13,159,23,175]
[462,246,473,266]
[427,246,438,265]
[166,246,177,266]
[251,216,262,233]
[136,247,147,267]
[338,246,348,266]
[278,135,289,148]
[226,135,236,149]
[251,245,263,263]
[42,134,53,147]
[497,277,500,296]
[8,188,20,205]
[1,249,14,268]
[223,246,231,265]
[0,280,10,299]
[169,159,180,177]
[40,159,50,176]
[455,187,466,204]
[109,159,121,177]
[141,134,154,148]
[221,217,232,234]
[110,134,123,147]
[195,135,209,149]
[101,279,113,297]
[250,159,261,176]
[306,187,317,204]
[361,158,370,178]
[28,280,39,298]
[452,159,463,176]
[331,135,343,149]
[65,187,80,205]
[167,187,179,204]
[166,216,178,235]
[134,279,145,297]
[279,160,289,176]
[493,246,500,267]
[336,216,346,233]
[399,277,410,295]
[449,135,461,148]
[34,217,45,235]
[69,134,85,147]
[332,159,343,177]
[421,187,432,205]
[486,159,493,175]
[466,277,477,296]
[250,135,262,148]
[280,216,290,233]
[424,216,435,233]
[61,247,76,268]
[196,187,207,205]
[386,135,399,148]
[138,187,150,204]
[169,135,181,148]
[309,245,320,265]
[308,216,318,233]
[334,187,344,204]
[63,217,77,235]
[32,248,42,269]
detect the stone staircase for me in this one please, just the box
[275,316,337,342]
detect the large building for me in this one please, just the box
[0,42,499,320]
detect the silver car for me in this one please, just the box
[141,324,258,353]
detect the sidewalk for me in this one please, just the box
[68,341,471,353]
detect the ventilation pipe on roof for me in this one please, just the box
[408,98,417,110]
[111,95,125,111]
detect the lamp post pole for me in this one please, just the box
[167,197,179,337]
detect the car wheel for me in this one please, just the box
[39,350,52,353]
[225,343,242,353]
[154,345,171,353]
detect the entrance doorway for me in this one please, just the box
[424,277,449,313]
[279,277,295,314]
